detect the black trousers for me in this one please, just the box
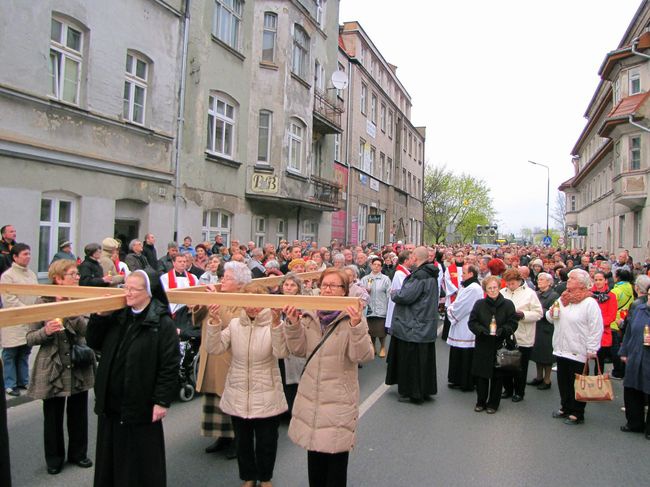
[593,347,611,375]
[502,346,532,397]
[611,331,626,378]
[623,387,650,434]
[43,391,88,468]
[307,450,349,487]
[475,369,504,409]
[94,415,166,487]
[231,415,280,482]
[0,361,11,487]
[556,356,586,420]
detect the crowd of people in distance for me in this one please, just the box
[1,220,650,486]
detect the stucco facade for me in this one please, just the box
[562,1,650,263]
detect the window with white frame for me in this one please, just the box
[213,0,242,51]
[314,60,324,91]
[262,12,277,63]
[207,94,236,158]
[49,18,83,105]
[38,196,74,275]
[360,44,367,65]
[359,138,365,168]
[276,219,286,245]
[301,220,318,242]
[377,210,385,245]
[629,68,641,95]
[257,110,272,163]
[630,136,641,170]
[202,209,231,246]
[334,133,341,161]
[388,110,393,138]
[634,210,642,247]
[123,52,148,125]
[369,147,375,175]
[371,93,377,124]
[387,157,392,185]
[254,216,266,247]
[315,0,324,27]
[357,204,368,243]
[613,77,621,105]
[288,119,305,172]
[380,103,386,132]
[360,83,367,115]
[618,215,625,248]
[379,152,385,182]
[292,24,309,79]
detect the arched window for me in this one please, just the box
[49,16,85,105]
[123,50,151,125]
[262,12,277,62]
[207,92,238,158]
[291,24,309,79]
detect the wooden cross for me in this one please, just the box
[0,271,360,329]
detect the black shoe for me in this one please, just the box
[224,440,238,460]
[447,383,461,389]
[537,382,552,390]
[620,425,643,433]
[501,391,513,399]
[69,458,93,468]
[205,437,232,453]
[486,408,497,414]
[552,409,567,419]
[563,416,584,425]
[47,464,63,475]
[17,384,28,390]
[474,405,485,412]
[511,394,524,403]
[5,388,20,397]
[527,378,543,386]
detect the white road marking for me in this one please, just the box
[359,382,391,418]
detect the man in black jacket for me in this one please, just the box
[125,239,151,272]
[87,270,179,487]
[79,243,112,287]
[0,224,16,276]
[158,242,179,273]
[142,233,159,272]
[385,246,440,404]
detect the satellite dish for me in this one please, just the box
[331,71,348,90]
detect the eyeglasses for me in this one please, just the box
[124,286,146,294]
[64,272,80,278]
[320,283,344,290]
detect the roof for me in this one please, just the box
[598,91,650,137]
[599,31,650,79]
[558,176,575,191]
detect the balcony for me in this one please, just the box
[613,170,647,209]
[310,174,341,209]
[313,89,343,134]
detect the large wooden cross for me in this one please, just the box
[0,271,360,328]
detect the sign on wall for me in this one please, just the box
[251,173,279,194]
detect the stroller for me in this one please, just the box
[175,305,203,402]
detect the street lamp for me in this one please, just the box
[528,160,550,238]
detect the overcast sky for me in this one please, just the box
[339,0,643,235]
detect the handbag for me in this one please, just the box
[300,320,342,378]
[574,358,614,402]
[495,334,522,372]
[66,330,96,367]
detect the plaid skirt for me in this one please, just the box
[201,393,234,438]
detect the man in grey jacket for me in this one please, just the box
[385,246,440,404]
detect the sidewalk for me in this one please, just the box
[1,345,39,409]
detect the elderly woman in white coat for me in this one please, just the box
[500,267,543,402]
[206,283,289,487]
[360,257,392,357]
[282,268,374,487]
[546,268,603,425]
[446,264,484,391]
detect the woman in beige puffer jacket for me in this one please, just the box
[206,285,288,487]
[282,268,375,487]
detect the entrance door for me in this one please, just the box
[114,219,139,256]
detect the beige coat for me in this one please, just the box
[98,252,124,286]
[26,313,95,399]
[196,306,239,395]
[0,263,38,348]
[284,310,374,453]
[500,284,543,347]
[206,308,288,418]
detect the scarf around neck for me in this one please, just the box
[560,287,592,306]
[317,310,341,333]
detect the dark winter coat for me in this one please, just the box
[87,299,179,424]
[468,294,518,378]
[390,263,440,343]
[619,302,650,394]
[142,243,159,272]
[531,288,560,365]
[125,252,151,272]
[79,257,109,287]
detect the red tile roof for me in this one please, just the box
[599,91,650,137]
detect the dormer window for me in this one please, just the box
[629,68,641,95]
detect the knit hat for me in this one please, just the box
[102,237,119,252]
[531,258,543,268]
[288,258,306,271]
[59,240,72,250]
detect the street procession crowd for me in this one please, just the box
[1,221,650,487]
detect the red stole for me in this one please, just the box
[396,264,411,277]
[111,257,125,276]
[167,269,197,288]
[449,263,460,303]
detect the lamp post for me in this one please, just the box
[528,160,550,238]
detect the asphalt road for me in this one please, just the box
[5,338,648,487]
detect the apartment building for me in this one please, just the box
[336,21,425,246]
[0,0,184,277]
[562,1,650,262]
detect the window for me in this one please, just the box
[123,52,148,125]
[357,204,368,243]
[630,136,641,170]
[377,210,386,245]
[276,219,286,245]
[370,93,377,124]
[315,0,324,27]
[614,140,622,174]
[39,197,74,275]
[49,18,82,105]
[254,216,266,247]
[292,25,309,79]
[629,68,641,95]
[633,211,642,247]
[288,119,304,172]
[311,138,322,176]
[570,195,576,212]
[618,215,625,248]
[202,209,231,246]
[613,78,621,105]
[301,220,318,242]
[402,168,406,190]
[408,132,412,156]
[387,157,392,185]
[207,94,236,158]
[418,142,422,162]
[380,103,386,132]
[262,12,277,62]
[360,44,367,65]
[403,127,407,152]
[334,133,341,161]
[379,152,385,182]
[369,147,375,175]
[257,110,272,163]
[408,171,412,193]
[360,83,367,115]
[213,0,242,50]
[388,110,393,138]
[314,60,324,91]
[359,138,365,168]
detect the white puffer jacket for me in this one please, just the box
[500,283,543,347]
[206,308,289,419]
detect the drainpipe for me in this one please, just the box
[173,0,191,242]
[631,37,650,60]
[344,58,353,244]
[628,114,650,132]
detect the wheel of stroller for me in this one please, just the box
[191,354,200,386]
[179,383,195,402]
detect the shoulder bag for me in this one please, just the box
[495,334,522,372]
[65,330,96,368]
[574,357,614,402]
[300,320,342,378]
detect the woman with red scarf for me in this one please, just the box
[591,271,617,374]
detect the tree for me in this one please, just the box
[551,191,566,237]
[423,165,495,244]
